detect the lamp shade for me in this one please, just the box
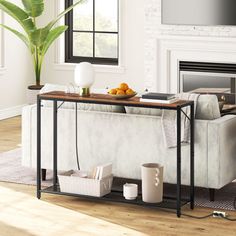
[74,62,95,88]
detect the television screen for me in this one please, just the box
[162,0,236,26]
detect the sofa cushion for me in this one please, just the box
[195,95,221,120]
[40,83,125,113]
[125,94,221,120]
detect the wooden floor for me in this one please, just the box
[0,116,21,152]
[0,116,236,236]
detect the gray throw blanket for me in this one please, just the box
[161,93,199,148]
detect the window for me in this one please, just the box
[65,0,119,65]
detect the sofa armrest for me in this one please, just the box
[207,115,236,189]
[22,104,37,167]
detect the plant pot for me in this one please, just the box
[27,85,44,105]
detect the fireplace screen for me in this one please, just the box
[179,61,236,104]
[182,74,232,93]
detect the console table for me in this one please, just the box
[36,91,195,217]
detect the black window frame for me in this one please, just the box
[65,0,119,65]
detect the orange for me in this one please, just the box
[109,88,117,95]
[119,83,129,91]
[116,89,125,95]
[126,88,135,95]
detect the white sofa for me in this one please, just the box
[21,85,236,195]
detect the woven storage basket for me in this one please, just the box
[58,170,113,197]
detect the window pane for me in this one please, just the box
[95,33,118,58]
[73,0,93,31]
[73,32,93,57]
[95,0,118,32]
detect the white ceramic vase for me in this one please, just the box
[141,163,163,203]
[27,85,44,105]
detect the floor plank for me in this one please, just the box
[0,116,21,152]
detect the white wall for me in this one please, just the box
[40,0,145,92]
[0,0,34,120]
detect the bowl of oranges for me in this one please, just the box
[108,83,137,99]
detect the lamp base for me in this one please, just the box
[79,88,90,97]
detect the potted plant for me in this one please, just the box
[0,0,83,103]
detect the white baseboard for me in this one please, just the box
[0,104,26,120]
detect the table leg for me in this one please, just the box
[53,100,58,191]
[37,96,41,199]
[190,103,195,209]
[176,107,181,217]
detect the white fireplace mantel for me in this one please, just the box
[155,35,236,93]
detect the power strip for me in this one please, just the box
[213,211,227,218]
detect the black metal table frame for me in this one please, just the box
[36,94,195,217]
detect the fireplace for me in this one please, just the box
[179,61,236,104]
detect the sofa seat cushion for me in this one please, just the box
[40,83,125,113]
[125,94,221,120]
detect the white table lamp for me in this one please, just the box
[74,62,95,96]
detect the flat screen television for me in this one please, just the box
[162,0,236,26]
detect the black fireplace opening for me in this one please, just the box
[179,61,236,104]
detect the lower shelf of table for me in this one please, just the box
[41,185,190,210]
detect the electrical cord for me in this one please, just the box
[181,213,213,219]
[223,216,236,221]
[152,207,213,219]
[57,100,80,170]
[182,213,236,221]
[61,87,81,170]
[181,208,236,220]
[152,206,236,220]
[75,103,80,170]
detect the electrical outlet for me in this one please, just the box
[213,211,227,218]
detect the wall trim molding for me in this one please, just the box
[156,35,236,93]
[53,63,125,74]
[0,104,26,120]
[0,11,5,70]
[53,0,125,69]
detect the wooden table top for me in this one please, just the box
[39,91,194,109]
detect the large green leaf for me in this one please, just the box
[41,25,68,56]
[30,26,50,47]
[0,23,30,48]
[46,0,84,30]
[0,0,35,33]
[22,0,44,17]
